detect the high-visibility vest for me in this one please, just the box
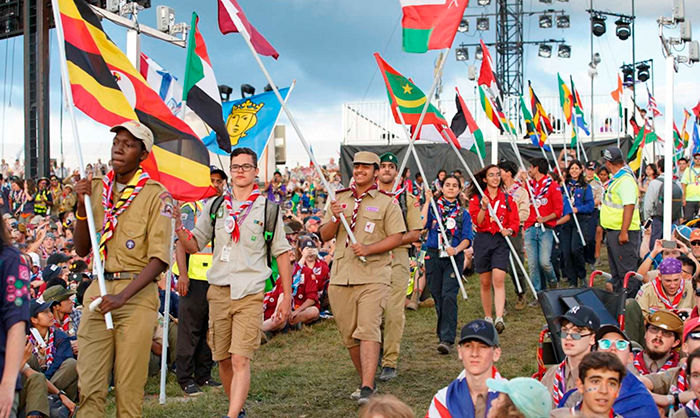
[34,190,50,214]
[172,201,213,281]
[600,170,641,231]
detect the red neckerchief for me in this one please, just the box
[53,314,71,333]
[29,328,55,369]
[651,276,685,309]
[223,185,261,242]
[633,351,679,375]
[506,181,521,197]
[347,182,377,246]
[436,197,460,236]
[529,175,553,201]
[552,359,567,406]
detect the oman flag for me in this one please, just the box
[183,13,230,153]
[400,0,469,53]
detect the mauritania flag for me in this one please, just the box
[374,53,447,126]
[451,87,485,158]
[184,13,230,153]
[399,0,469,53]
[57,0,216,201]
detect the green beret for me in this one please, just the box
[379,152,398,167]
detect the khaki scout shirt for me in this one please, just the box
[635,279,695,315]
[398,192,422,249]
[541,358,580,408]
[192,195,290,300]
[322,189,406,286]
[90,177,172,274]
[647,364,683,395]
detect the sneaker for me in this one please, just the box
[350,387,362,400]
[319,310,333,319]
[515,295,526,311]
[357,386,376,406]
[183,383,203,397]
[528,300,539,308]
[238,408,247,418]
[484,316,493,324]
[379,367,397,381]
[418,297,435,308]
[495,317,505,334]
[437,341,453,355]
[201,379,222,388]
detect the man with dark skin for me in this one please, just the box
[72,121,172,417]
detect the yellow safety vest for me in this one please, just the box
[172,201,213,281]
[600,170,641,231]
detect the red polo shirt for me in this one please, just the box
[263,263,319,320]
[524,175,563,229]
[468,190,520,235]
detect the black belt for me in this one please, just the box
[103,272,138,280]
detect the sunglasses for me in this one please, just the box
[692,241,700,247]
[598,339,630,351]
[688,332,700,341]
[696,288,700,297]
[559,330,593,341]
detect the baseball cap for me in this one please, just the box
[42,264,63,282]
[646,310,684,338]
[2,213,12,220]
[691,229,700,244]
[486,378,551,418]
[353,151,380,166]
[380,152,399,167]
[554,305,601,331]
[210,165,228,181]
[62,183,73,190]
[595,324,630,343]
[306,216,321,225]
[110,120,154,153]
[47,253,71,266]
[684,317,700,342]
[586,161,598,170]
[29,215,43,226]
[30,299,56,317]
[42,285,76,304]
[27,252,41,268]
[603,146,625,164]
[298,238,318,250]
[458,319,500,347]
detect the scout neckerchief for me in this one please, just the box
[99,168,150,261]
[691,165,700,186]
[552,359,567,406]
[444,367,501,418]
[53,313,71,333]
[570,402,616,417]
[683,399,700,416]
[633,350,679,375]
[29,328,55,369]
[223,184,261,243]
[529,175,553,202]
[506,180,521,197]
[603,165,634,197]
[291,262,304,297]
[651,276,685,310]
[671,363,687,393]
[436,196,460,236]
[347,182,378,246]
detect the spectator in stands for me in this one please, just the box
[633,311,683,375]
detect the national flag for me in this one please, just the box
[139,53,183,116]
[183,13,230,153]
[410,124,463,150]
[628,125,658,161]
[647,86,662,117]
[309,145,315,167]
[611,74,623,119]
[451,87,485,158]
[571,122,578,149]
[693,120,700,156]
[374,53,447,127]
[218,0,279,59]
[399,0,469,53]
[203,87,292,156]
[57,0,215,201]
[478,85,502,132]
[571,77,590,136]
[557,73,573,125]
[520,95,547,150]
[693,101,700,119]
[478,39,502,105]
[529,81,553,144]
[682,109,692,146]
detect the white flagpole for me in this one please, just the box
[159,218,175,405]
[228,13,366,262]
[50,0,113,329]
[509,254,523,294]
[546,145,587,246]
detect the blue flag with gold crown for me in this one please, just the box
[203,87,291,156]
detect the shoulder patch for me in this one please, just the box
[392,198,399,205]
[159,191,174,218]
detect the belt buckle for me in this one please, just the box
[113,272,121,279]
[534,222,541,228]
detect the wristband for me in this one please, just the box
[674,392,681,407]
[58,390,67,398]
[331,215,339,224]
[76,212,87,221]
[176,225,193,241]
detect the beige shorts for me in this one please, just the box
[329,283,390,348]
[207,285,264,361]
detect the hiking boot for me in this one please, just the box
[357,386,376,406]
[379,367,397,381]
[437,341,453,355]
[515,295,526,311]
[495,317,505,334]
[183,383,203,397]
[406,291,419,311]
[419,297,435,308]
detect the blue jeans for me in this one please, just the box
[524,226,557,292]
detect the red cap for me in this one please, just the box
[683,317,700,341]
[691,229,700,243]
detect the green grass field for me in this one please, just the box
[105,252,609,417]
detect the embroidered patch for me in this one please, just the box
[159,191,173,218]
[126,240,135,250]
[414,201,420,207]
[341,203,348,209]
[366,206,379,212]
[251,236,257,241]
[364,221,375,234]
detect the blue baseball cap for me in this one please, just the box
[459,319,499,347]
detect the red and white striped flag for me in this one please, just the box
[647,85,662,117]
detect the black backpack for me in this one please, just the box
[208,195,279,267]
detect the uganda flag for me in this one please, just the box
[57,0,216,202]
[374,53,447,126]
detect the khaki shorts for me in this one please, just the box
[207,285,264,361]
[329,283,390,348]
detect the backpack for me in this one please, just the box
[653,177,683,221]
[209,195,280,267]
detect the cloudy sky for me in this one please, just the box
[0,0,697,168]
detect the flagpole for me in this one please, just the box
[229,15,366,262]
[509,255,523,294]
[396,113,467,300]
[159,218,175,405]
[546,144,587,247]
[50,0,113,330]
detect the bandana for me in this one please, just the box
[223,185,261,243]
[552,359,567,406]
[436,197,461,236]
[443,367,502,418]
[99,168,150,261]
[659,258,683,275]
[633,351,679,375]
[506,181,521,197]
[529,175,553,202]
[683,399,700,416]
[671,364,687,393]
[651,276,685,310]
[347,182,378,246]
[29,328,55,370]
[53,314,71,333]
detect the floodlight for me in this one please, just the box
[558,44,571,58]
[240,84,255,98]
[673,0,686,23]
[592,52,601,65]
[538,44,552,58]
[689,41,700,62]
[456,47,469,61]
[458,19,469,33]
[539,15,553,29]
[636,63,650,82]
[539,0,553,3]
[218,85,233,102]
[591,15,606,37]
[477,0,491,5]
[477,17,490,31]
[615,19,631,41]
[156,5,174,32]
[475,46,484,60]
[622,66,634,85]
[557,15,570,29]
[680,21,692,42]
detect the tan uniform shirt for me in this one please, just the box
[647,365,683,395]
[642,352,677,373]
[90,177,172,273]
[511,186,530,224]
[322,189,405,286]
[635,279,695,315]
[541,358,580,408]
[398,192,422,249]
[192,195,290,300]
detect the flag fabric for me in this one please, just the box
[183,13,230,153]
[139,53,183,116]
[399,0,469,53]
[374,53,447,127]
[571,122,578,149]
[693,120,700,156]
[478,40,502,104]
[557,73,573,125]
[647,86,662,117]
[529,81,553,145]
[218,0,279,59]
[693,101,700,119]
[611,74,623,119]
[203,87,291,156]
[451,88,485,158]
[520,95,543,148]
[628,127,651,171]
[57,0,215,201]
[479,85,502,132]
[410,124,463,150]
[682,110,692,146]
[309,145,315,167]
[571,77,590,136]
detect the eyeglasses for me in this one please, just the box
[696,288,700,297]
[688,332,700,341]
[691,241,700,247]
[559,330,593,341]
[598,339,630,351]
[230,164,256,172]
[647,325,676,339]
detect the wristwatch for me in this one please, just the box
[58,390,67,398]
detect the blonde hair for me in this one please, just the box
[359,395,415,418]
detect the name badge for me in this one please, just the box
[366,206,379,212]
[220,244,232,262]
[365,221,376,234]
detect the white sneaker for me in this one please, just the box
[495,317,505,334]
[350,387,361,400]
[484,317,494,324]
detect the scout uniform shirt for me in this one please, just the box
[635,279,695,315]
[396,191,422,249]
[90,177,172,274]
[191,194,290,300]
[322,188,405,286]
[541,357,580,408]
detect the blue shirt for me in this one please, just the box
[43,328,74,381]
[425,205,473,249]
[0,246,30,390]
[565,180,595,215]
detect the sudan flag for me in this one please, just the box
[374,53,447,126]
[183,13,230,153]
[57,0,216,202]
[451,87,485,158]
[400,0,468,54]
